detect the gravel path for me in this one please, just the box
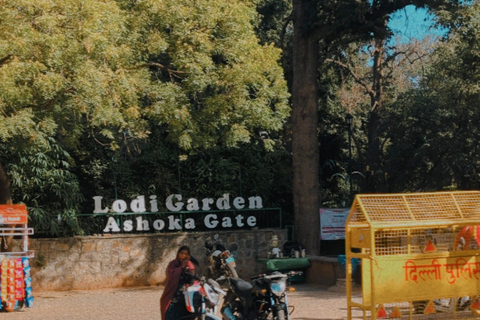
[2,283,353,320]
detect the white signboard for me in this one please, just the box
[92,193,265,233]
[320,208,349,240]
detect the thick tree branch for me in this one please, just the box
[326,58,376,100]
[0,55,13,67]
[280,13,294,50]
[141,62,188,81]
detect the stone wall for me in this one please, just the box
[20,229,286,291]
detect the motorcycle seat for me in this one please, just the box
[230,277,253,295]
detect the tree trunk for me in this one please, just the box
[0,162,12,204]
[366,38,385,193]
[0,162,14,252]
[291,0,320,255]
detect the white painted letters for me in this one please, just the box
[233,197,245,209]
[136,216,150,231]
[185,218,196,229]
[94,194,263,212]
[205,214,219,228]
[222,216,233,228]
[112,200,127,213]
[216,194,231,210]
[166,194,183,211]
[153,219,165,230]
[131,196,146,213]
[93,196,109,213]
[123,220,133,232]
[202,198,214,210]
[168,215,182,230]
[247,216,257,227]
[235,214,244,227]
[186,198,199,211]
[248,196,263,209]
[96,193,263,232]
[149,195,159,212]
[103,217,121,232]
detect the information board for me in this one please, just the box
[320,208,349,240]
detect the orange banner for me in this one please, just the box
[0,204,28,224]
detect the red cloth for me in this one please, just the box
[160,258,195,320]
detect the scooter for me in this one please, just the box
[180,272,227,320]
[221,271,300,320]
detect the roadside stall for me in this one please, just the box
[0,204,34,312]
[346,191,480,319]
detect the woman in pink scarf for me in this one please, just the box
[160,246,196,320]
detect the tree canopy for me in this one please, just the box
[0,0,290,236]
[1,0,479,248]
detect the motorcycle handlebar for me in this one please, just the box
[207,278,227,295]
[204,237,227,252]
[250,270,303,281]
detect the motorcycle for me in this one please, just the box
[179,272,227,320]
[205,234,238,281]
[221,271,300,320]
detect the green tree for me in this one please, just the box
[0,0,290,238]
[327,36,440,193]
[385,1,480,191]
[289,0,463,254]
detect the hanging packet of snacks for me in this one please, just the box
[22,257,33,307]
[5,259,16,312]
[0,257,4,310]
[14,259,25,301]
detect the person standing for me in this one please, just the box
[160,245,196,320]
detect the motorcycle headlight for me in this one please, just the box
[270,281,286,297]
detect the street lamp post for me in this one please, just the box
[345,113,353,202]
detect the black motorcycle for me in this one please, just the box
[205,234,238,282]
[221,271,299,320]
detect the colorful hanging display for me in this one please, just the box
[0,257,33,312]
[0,204,34,312]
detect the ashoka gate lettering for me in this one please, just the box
[79,193,281,234]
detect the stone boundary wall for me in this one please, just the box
[19,229,286,291]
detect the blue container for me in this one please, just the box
[338,254,360,275]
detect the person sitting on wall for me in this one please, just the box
[160,245,196,320]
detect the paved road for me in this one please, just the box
[2,283,352,320]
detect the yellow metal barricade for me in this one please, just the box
[346,191,480,319]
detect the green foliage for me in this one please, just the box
[0,0,290,235]
[384,1,480,192]
[1,137,83,236]
[76,125,292,219]
[127,0,290,150]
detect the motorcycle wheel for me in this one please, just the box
[264,311,286,320]
[271,304,287,320]
[275,311,286,320]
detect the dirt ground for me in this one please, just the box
[1,283,353,320]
